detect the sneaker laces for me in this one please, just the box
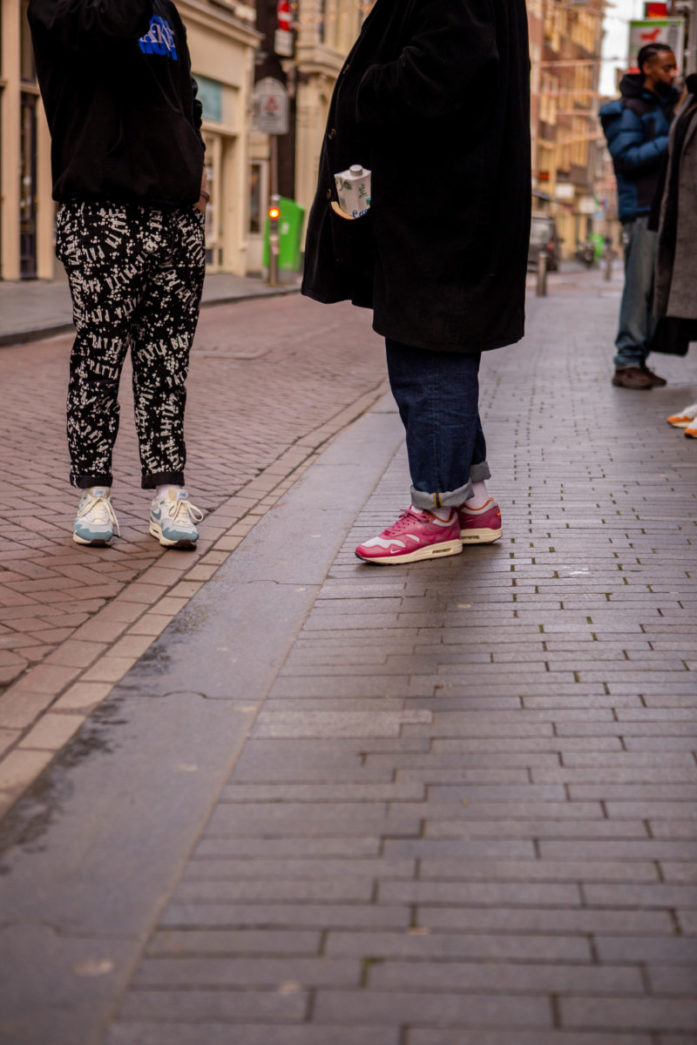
[77,492,120,535]
[165,495,204,528]
[384,507,448,535]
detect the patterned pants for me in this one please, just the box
[56,201,206,489]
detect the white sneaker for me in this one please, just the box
[73,487,120,545]
[149,489,203,548]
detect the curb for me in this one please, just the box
[0,285,301,349]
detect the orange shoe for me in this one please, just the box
[667,403,697,428]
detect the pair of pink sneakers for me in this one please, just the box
[355,498,502,565]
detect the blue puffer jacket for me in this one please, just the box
[600,74,677,222]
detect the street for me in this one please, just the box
[0,268,696,1044]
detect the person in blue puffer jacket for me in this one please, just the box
[600,43,679,389]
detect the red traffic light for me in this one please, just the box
[268,206,281,221]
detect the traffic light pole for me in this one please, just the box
[268,135,280,286]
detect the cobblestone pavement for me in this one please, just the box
[0,294,387,806]
[1,268,697,1044]
[107,275,697,1045]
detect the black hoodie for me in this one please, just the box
[28,0,205,206]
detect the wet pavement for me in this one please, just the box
[0,266,696,1044]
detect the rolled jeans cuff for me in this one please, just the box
[410,460,491,511]
[470,461,492,483]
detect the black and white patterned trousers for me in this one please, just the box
[56,200,206,490]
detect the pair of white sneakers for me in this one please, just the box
[667,403,697,439]
[73,487,203,548]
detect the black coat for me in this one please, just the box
[301,0,531,353]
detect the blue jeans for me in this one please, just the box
[614,216,658,369]
[386,339,491,510]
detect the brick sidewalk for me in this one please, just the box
[1,270,696,1043]
[100,277,696,1042]
[0,295,387,809]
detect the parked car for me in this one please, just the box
[528,213,561,271]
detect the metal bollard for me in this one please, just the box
[603,248,614,282]
[536,251,548,297]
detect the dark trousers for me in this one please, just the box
[385,339,491,511]
[614,215,658,368]
[56,201,206,490]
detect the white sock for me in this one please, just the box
[155,484,183,501]
[465,481,490,510]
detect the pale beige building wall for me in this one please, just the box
[1,0,54,280]
[180,0,260,275]
[294,0,365,215]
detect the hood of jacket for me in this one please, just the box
[619,72,678,107]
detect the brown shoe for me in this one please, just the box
[612,366,653,389]
[641,365,667,387]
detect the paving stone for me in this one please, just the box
[160,903,412,930]
[173,878,375,903]
[183,858,416,881]
[370,960,642,993]
[416,907,673,934]
[18,711,83,751]
[326,929,589,962]
[132,956,361,988]
[595,936,697,963]
[146,930,322,957]
[560,997,697,1031]
[107,1025,399,1045]
[206,804,422,837]
[194,837,382,859]
[407,1033,652,1045]
[117,988,308,1021]
[312,989,552,1027]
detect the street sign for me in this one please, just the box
[644,3,668,17]
[628,19,685,70]
[253,77,289,136]
[275,0,294,57]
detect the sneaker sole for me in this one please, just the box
[685,429,697,439]
[356,538,463,566]
[668,419,693,428]
[461,527,503,544]
[73,533,112,546]
[149,521,198,549]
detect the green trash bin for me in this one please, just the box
[263,197,306,272]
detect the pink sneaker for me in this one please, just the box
[355,507,462,565]
[459,497,502,544]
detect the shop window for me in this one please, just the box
[20,93,38,278]
[249,163,263,235]
[20,0,36,84]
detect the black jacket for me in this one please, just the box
[28,0,204,206]
[301,0,531,353]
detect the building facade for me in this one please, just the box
[1,0,52,280]
[529,0,606,257]
[0,0,260,282]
